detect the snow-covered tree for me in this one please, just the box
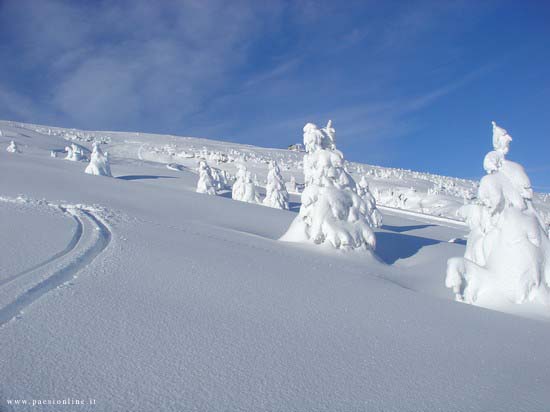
[196,160,217,195]
[85,142,112,177]
[211,167,230,191]
[232,163,260,203]
[358,175,383,228]
[286,175,298,194]
[263,161,289,210]
[65,143,84,161]
[446,121,550,309]
[281,122,376,250]
[6,140,19,153]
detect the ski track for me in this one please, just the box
[0,207,83,288]
[0,210,112,328]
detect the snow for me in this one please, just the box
[1,119,550,411]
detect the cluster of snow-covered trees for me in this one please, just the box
[195,157,290,210]
[65,143,86,162]
[446,122,550,309]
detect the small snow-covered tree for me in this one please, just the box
[358,175,383,228]
[281,122,376,250]
[232,163,260,203]
[446,121,550,310]
[6,140,19,153]
[196,160,217,195]
[85,142,112,176]
[263,161,289,210]
[286,175,298,194]
[211,167,230,191]
[65,143,84,161]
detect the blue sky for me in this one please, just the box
[1,0,549,189]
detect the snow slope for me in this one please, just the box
[1,121,550,412]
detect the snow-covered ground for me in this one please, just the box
[1,120,550,411]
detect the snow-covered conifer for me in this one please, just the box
[196,160,217,195]
[446,121,550,309]
[85,142,112,177]
[211,167,230,191]
[6,140,19,153]
[281,122,376,250]
[232,163,260,203]
[263,161,289,210]
[358,175,383,228]
[286,175,298,194]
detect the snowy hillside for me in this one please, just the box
[2,120,550,412]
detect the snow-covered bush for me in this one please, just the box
[263,161,289,210]
[85,142,112,177]
[65,143,85,161]
[446,122,550,309]
[358,175,383,228]
[232,163,260,204]
[281,122,376,250]
[196,160,217,195]
[6,140,19,153]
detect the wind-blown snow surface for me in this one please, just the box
[1,121,550,411]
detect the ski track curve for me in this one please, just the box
[0,207,83,288]
[0,210,112,328]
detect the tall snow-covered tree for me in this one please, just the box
[196,160,217,195]
[232,163,260,204]
[85,142,112,177]
[263,161,289,210]
[446,121,550,309]
[6,140,19,153]
[281,122,376,250]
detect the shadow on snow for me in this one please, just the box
[117,175,177,181]
[375,231,441,264]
